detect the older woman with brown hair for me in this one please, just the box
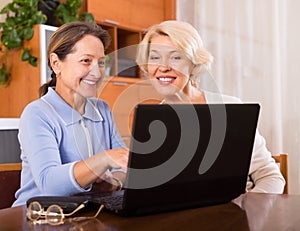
[13,21,128,207]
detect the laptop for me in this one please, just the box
[86,103,260,216]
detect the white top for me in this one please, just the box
[205,91,285,193]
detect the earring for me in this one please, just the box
[190,74,196,86]
[55,72,61,79]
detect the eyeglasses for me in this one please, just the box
[26,201,104,226]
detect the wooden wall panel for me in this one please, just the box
[0,25,41,117]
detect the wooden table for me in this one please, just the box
[0,193,299,230]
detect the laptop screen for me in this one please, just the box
[122,104,259,215]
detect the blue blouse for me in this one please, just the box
[13,88,126,206]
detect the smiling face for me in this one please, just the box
[51,34,106,105]
[147,35,195,97]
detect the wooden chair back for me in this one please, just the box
[0,163,22,209]
[272,154,288,194]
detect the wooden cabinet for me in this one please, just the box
[88,0,176,143]
[0,1,175,143]
[98,77,162,146]
[88,0,176,79]
[99,23,142,78]
[87,0,176,30]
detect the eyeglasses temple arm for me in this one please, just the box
[92,204,104,218]
[65,203,85,216]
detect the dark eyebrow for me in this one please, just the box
[80,54,94,58]
[80,54,105,59]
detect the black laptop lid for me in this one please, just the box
[122,104,260,215]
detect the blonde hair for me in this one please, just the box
[136,20,213,82]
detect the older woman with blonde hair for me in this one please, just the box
[136,20,285,193]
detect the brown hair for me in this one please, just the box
[39,21,111,97]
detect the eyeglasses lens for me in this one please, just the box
[46,204,64,225]
[27,201,42,221]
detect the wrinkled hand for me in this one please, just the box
[74,148,129,189]
[102,148,129,170]
[94,170,125,192]
[93,170,114,192]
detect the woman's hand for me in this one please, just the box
[101,148,129,170]
[74,148,129,189]
[93,170,126,192]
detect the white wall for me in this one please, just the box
[0,0,12,22]
[177,0,300,194]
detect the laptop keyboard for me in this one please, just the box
[92,191,124,211]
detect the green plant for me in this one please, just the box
[0,0,47,86]
[55,0,94,25]
[0,0,94,87]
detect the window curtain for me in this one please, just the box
[177,0,300,194]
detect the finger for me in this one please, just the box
[95,177,103,183]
